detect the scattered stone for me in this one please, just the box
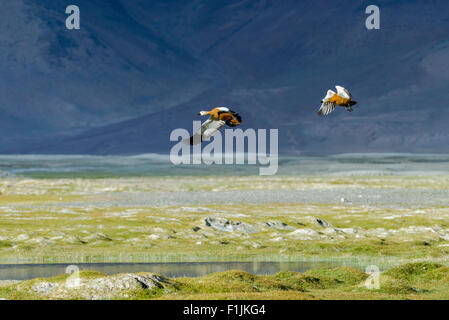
[27,237,51,246]
[366,228,389,237]
[15,234,30,241]
[399,226,435,234]
[264,221,295,230]
[146,234,160,241]
[321,227,337,235]
[49,236,64,241]
[338,228,357,234]
[32,282,58,294]
[440,234,449,241]
[203,217,257,233]
[287,228,320,240]
[270,237,285,242]
[314,218,333,228]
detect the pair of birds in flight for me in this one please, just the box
[187,85,357,145]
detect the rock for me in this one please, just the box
[321,227,338,235]
[203,217,257,233]
[314,218,333,228]
[270,237,285,242]
[440,234,449,241]
[287,228,320,240]
[264,221,295,230]
[146,234,160,241]
[32,282,58,294]
[366,228,389,237]
[338,228,357,234]
[29,273,170,300]
[15,234,30,241]
[192,227,201,232]
[84,233,112,241]
[27,237,51,246]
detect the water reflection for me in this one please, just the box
[0,261,368,281]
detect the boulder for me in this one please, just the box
[28,273,170,300]
[264,221,295,230]
[313,217,333,228]
[288,228,320,240]
[203,217,257,233]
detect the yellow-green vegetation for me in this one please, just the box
[0,176,449,264]
[1,262,449,300]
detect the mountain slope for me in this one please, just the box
[2,0,449,154]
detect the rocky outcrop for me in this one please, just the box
[314,218,333,228]
[24,273,170,300]
[287,229,320,240]
[203,217,257,234]
[264,221,295,230]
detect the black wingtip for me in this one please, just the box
[233,112,242,124]
[225,111,242,127]
[188,135,203,145]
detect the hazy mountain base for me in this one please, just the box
[1,262,449,300]
[0,175,449,264]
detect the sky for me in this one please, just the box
[0,0,448,154]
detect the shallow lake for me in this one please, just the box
[0,261,372,281]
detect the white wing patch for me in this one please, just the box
[184,118,225,145]
[323,90,336,101]
[317,101,336,116]
[335,86,351,99]
[201,119,225,140]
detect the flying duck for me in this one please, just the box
[185,107,242,145]
[317,86,357,116]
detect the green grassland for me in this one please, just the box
[0,175,449,299]
[0,176,449,264]
[1,262,449,300]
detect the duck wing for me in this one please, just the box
[184,118,225,145]
[317,101,336,116]
[226,111,242,127]
[335,86,352,99]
